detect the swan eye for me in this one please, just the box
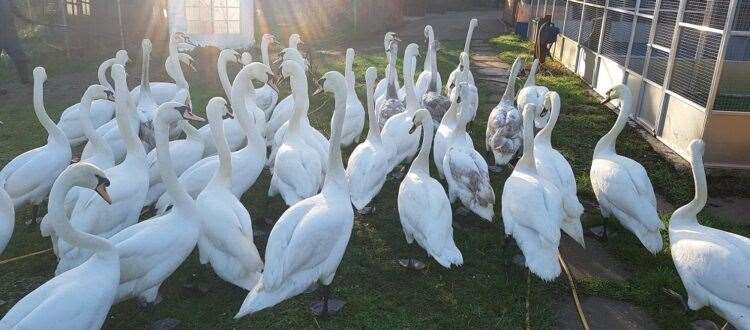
[96,175,110,187]
[457,96,462,104]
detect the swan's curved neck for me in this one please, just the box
[115,75,146,161]
[463,25,475,54]
[288,73,309,132]
[138,46,155,105]
[671,152,707,227]
[409,117,434,174]
[218,56,233,99]
[261,40,271,66]
[34,76,67,145]
[207,105,232,188]
[428,42,439,92]
[167,56,188,88]
[365,79,381,143]
[516,112,537,173]
[231,72,261,146]
[155,114,193,208]
[525,61,538,88]
[386,49,398,99]
[49,176,114,253]
[404,54,418,113]
[535,98,559,146]
[594,96,632,156]
[97,58,117,91]
[80,93,111,157]
[502,64,521,102]
[322,88,348,192]
[424,32,434,71]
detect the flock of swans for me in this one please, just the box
[0,19,747,328]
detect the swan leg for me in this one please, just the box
[25,203,42,226]
[388,165,407,181]
[310,284,345,317]
[397,242,426,270]
[357,205,375,215]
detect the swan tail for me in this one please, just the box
[432,244,464,269]
[493,152,515,166]
[561,216,585,248]
[637,229,664,255]
[525,247,561,282]
[235,276,309,319]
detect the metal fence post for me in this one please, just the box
[573,0,587,75]
[623,0,642,71]
[637,0,664,133]
[654,0,688,134]
[701,0,740,136]
[592,0,610,88]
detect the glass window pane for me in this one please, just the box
[227,7,240,20]
[228,20,240,33]
[214,7,226,20]
[214,21,228,34]
[214,0,227,7]
[227,0,240,7]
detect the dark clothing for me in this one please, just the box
[0,0,30,83]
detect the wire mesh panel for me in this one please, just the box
[545,0,554,16]
[646,47,669,83]
[734,0,750,30]
[601,10,634,65]
[552,0,567,27]
[683,0,731,30]
[639,0,657,15]
[669,29,722,106]
[628,16,653,74]
[714,35,750,112]
[653,0,680,48]
[608,0,637,9]
[564,1,583,40]
[588,0,606,6]
[581,4,605,51]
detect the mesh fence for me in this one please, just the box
[529,0,748,113]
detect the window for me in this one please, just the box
[66,0,91,16]
[185,0,241,35]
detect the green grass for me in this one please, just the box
[0,34,748,329]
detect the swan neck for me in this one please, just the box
[502,66,520,101]
[288,74,309,132]
[231,72,257,142]
[34,76,67,144]
[410,117,434,174]
[428,44,439,91]
[138,46,154,104]
[97,58,116,91]
[208,107,232,188]
[525,61,538,87]
[218,56,232,99]
[261,41,270,66]
[463,25,475,54]
[404,54,418,112]
[386,52,398,99]
[155,114,193,208]
[594,96,632,155]
[671,152,708,227]
[365,78,381,142]
[80,94,109,155]
[535,98,559,145]
[516,114,537,173]
[49,176,113,253]
[115,76,146,161]
[323,89,348,191]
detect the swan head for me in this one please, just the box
[172,32,196,47]
[275,48,307,71]
[459,52,470,71]
[386,39,400,60]
[403,43,419,62]
[689,139,705,163]
[424,25,434,39]
[219,49,241,65]
[263,33,280,47]
[33,66,47,83]
[522,103,537,124]
[84,84,115,102]
[511,56,525,77]
[409,108,432,134]
[289,34,303,49]
[365,67,377,87]
[115,50,130,65]
[452,82,478,121]
[601,84,633,113]
[207,97,233,120]
[540,91,560,123]
[240,52,253,65]
[314,71,346,97]
[63,163,112,205]
[470,18,478,30]
[178,53,196,72]
[280,59,305,80]
[384,32,399,50]
[245,62,275,86]
[345,48,355,68]
[156,101,205,127]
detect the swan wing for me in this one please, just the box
[398,175,452,252]
[274,147,323,198]
[262,200,317,289]
[592,159,662,231]
[0,147,42,182]
[230,198,254,240]
[617,156,658,207]
[445,147,494,206]
[503,175,561,245]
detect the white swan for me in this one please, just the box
[57,50,129,146]
[198,49,246,157]
[78,85,117,170]
[420,39,450,126]
[129,32,194,105]
[669,139,750,329]
[517,59,550,129]
[397,108,462,268]
[375,39,404,129]
[268,60,328,206]
[415,25,442,101]
[265,37,308,146]
[106,101,204,305]
[257,34,280,120]
[502,104,564,281]
[144,90,205,207]
[0,67,71,222]
[195,97,263,290]
[374,32,401,103]
[486,57,524,169]
[443,83,495,222]
[155,63,271,214]
[445,18,478,95]
[533,92,585,247]
[0,181,13,255]
[346,67,395,213]
[591,85,663,254]
[84,40,153,163]
[54,64,152,274]
[236,70,354,318]
[340,48,365,147]
[0,163,117,329]
[381,43,422,170]
[433,53,477,179]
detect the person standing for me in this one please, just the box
[0,0,31,84]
